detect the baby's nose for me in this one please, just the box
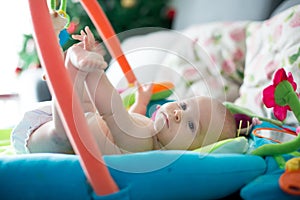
[173,110,182,122]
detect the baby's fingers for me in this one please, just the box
[143,83,153,93]
[80,29,87,37]
[72,29,87,42]
[137,82,153,94]
[85,26,95,42]
[72,34,84,41]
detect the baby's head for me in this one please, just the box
[154,96,237,150]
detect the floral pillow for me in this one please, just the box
[234,5,300,124]
[159,21,249,101]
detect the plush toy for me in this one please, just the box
[250,68,300,156]
[224,102,283,135]
[250,68,300,195]
[226,68,300,195]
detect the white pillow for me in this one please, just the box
[158,22,249,101]
[235,5,300,124]
[106,30,179,88]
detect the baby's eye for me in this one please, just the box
[188,121,195,132]
[179,102,187,110]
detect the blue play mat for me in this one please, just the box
[0,152,265,200]
[1,122,300,199]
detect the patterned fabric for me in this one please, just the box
[159,21,249,102]
[235,5,300,124]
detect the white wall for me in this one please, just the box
[171,0,282,30]
[0,1,33,94]
[0,1,33,127]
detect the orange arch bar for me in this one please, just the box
[28,0,118,195]
[80,0,137,84]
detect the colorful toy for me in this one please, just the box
[50,0,70,28]
[251,68,300,156]
[250,68,300,195]
[225,68,300,197]
[122,81,174,109]
[224,102,283,126]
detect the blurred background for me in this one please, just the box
[0,0,174,128]
[0,0,284,128]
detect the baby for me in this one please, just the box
[11,26,237,155]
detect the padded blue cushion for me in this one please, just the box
[240,122,300,200]
[241,155,300,200]
[0,151,266,200]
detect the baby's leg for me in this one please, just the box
[63,45,123,154]
[27,45,107,153]
[85,112,122,155]
[49,44,105,143]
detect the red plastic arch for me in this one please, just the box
[28,0,119,195]
[80,0,137,84]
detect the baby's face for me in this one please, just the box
[154,97,203,150]
[154,96,234,150]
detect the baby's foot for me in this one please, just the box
[67,45,107,72]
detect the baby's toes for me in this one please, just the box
[78,54,106,72]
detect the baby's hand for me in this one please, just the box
[72,26,105,56]
[135,82,153,107]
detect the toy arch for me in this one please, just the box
[28,0,120,195]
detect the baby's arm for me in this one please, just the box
[73,28,154,152]
[85,69,154,153]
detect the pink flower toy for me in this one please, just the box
[262,68,299,122]
[252,68,300,157]
[251,68,300,195]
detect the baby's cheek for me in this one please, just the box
[154,115,165,132]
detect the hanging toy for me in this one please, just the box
[50,0,70,46]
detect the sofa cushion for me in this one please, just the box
[158,21,249,102]
[234,5,300,124]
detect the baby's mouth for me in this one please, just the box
[161,112,169,128]
[154,111,169,132]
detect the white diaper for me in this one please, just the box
[11,105,53,154]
